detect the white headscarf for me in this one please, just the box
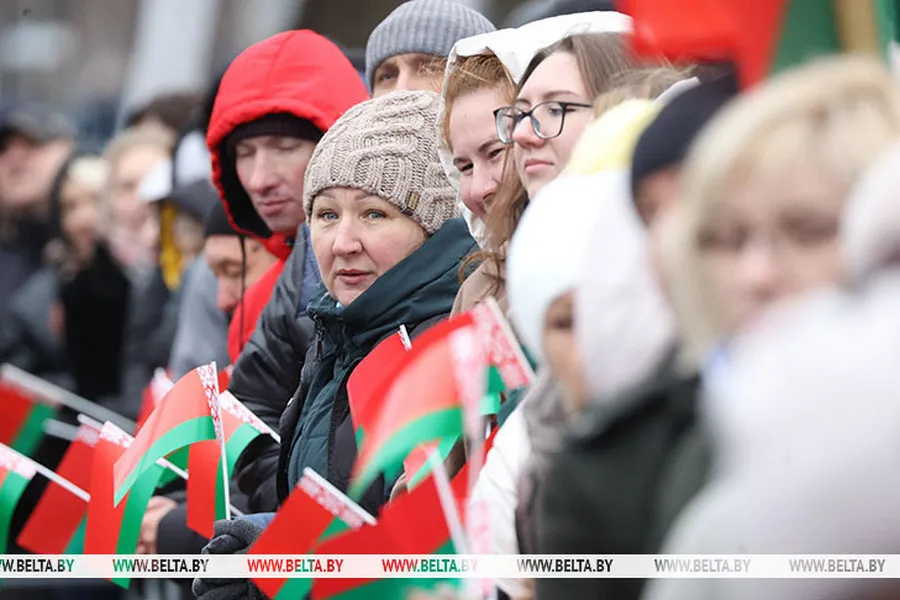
[437,11,633,246]
[574,175,676,402]
[842,139,900,282]
[506,171,623,362]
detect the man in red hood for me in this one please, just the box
[207,31,366,514]
[206,30,368,363]
[135,31,368,568]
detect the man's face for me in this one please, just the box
[234,135,316,235]
[205,235,278,316]
[371,53,445,97]
[0,133,71,214]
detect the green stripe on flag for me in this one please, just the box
[214,423,261,520]
[351,408,463,499]
[11,403,54,456]
[0,471,32,553]
[64,517,86,554]
[157,446,190,488]
[113,463,165,588]
[115,416,215,504]
[771,0,840,75]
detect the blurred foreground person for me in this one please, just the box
[644,134,900,600]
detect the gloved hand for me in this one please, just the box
[192,514,274,600]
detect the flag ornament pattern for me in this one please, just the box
[471,299,535,392]
[187,391,275,538]
[0,443,37,553]
[113,363,220,505]
[18,424,98,555]
[0,380,56,456]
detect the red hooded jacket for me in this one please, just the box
[206,30,369,362]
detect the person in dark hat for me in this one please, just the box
[201,201,278,340]
[0,104,76,317]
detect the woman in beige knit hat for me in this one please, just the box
[276,89,476,514]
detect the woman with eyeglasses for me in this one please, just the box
[494,32,634,198]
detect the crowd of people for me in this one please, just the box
[2,0,900,599]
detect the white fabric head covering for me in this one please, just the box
[574,174,676,402]
[437,11,633,246]
[646,271,900,600]
[842,139,900,282]
[506,171,623,361]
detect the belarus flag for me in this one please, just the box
[0,380,56,456]
[0,443,37,553]
[186,391,276,538]
[18,423,98,554]
[84,422,164,589]
[113,363,224,505]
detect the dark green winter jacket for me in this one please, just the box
[275,218,476,514]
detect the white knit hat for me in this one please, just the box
[507,171,624,361]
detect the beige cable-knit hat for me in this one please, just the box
[303,90,459,235]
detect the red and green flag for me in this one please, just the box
[347,329,411,446]
[0,380,56,456]
[249,468,373,600]
[623,0,900,88]
[349,314,487,498]
[403,300,532,491]
[0,443,37,553]
[17,423,98,554]
[187,390,277,538]
[113,363,223,505]
[84,422,164,589]
[312,460,474,600]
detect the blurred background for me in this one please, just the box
[0,0,580,150]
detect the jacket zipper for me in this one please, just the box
[325,357,363,485]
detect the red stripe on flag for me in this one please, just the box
[248,482,336,599]
[0,382,37,446]
[114,364,218,502]
[18,434,95,554]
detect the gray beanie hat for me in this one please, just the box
[303,90,459,235]
[365,0,496,89]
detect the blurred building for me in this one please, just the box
[0,0,568,148]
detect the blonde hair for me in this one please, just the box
[668,55,900,367]
[103,123,174,170]
[593,67,690,117]
[441,53,516,152]
[65,156,108,193]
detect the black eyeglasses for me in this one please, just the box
[493,100,592,144]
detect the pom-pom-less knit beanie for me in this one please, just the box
[303,90,459,235]
[365,0,495,89]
